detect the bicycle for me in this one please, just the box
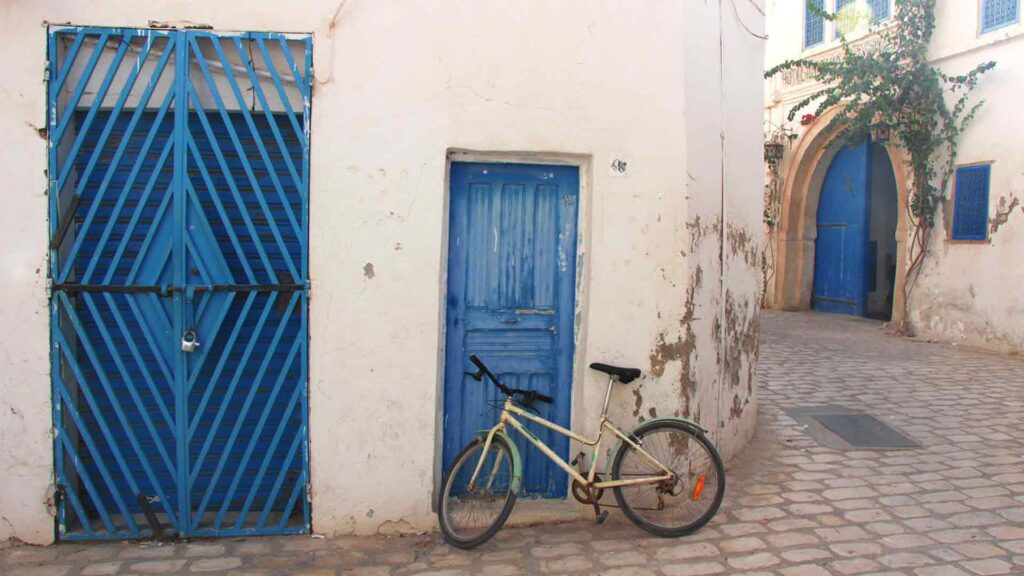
[437,355,725,548]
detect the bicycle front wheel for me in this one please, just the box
[438,435,518,549]
[611,420,725,537]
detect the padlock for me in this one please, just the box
[181,328,200,353]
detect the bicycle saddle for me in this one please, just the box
[589,363,641,384]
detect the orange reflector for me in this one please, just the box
[692,475,706,501]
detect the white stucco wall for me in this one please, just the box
[764,0,1024,350]
[0,1,763,544]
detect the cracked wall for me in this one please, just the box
[0,1,764,542]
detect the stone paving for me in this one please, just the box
[3,310,1024,576]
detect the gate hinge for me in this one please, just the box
[44,60,51,83]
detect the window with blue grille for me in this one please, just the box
[806,0,825,48]
[834,0,892,38]
[869,0,892,22]
[951,165,991,241]
[982,0,1020,33]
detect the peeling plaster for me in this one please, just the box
[989,195,1019,235]
[643,265,702,419]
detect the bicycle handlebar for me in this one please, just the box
[467,354,554,405]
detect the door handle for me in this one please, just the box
[181,328,200,353]
[500,317,519,324]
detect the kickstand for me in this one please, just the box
[587,488,609,525]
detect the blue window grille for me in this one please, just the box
[835,0,891,38]
[869,0,891,22]
[982,0,1020,32]
[951,165,991,241]
[806,0,825,48]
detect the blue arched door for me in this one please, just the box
[813,140,871,316]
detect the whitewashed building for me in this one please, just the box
[0,1,764,544]
[764,0,1024,350]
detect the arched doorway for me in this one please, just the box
[771,106,911,326]
[812,140,899,320]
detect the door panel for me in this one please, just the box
[443,163,579,499]
[48,26,311,540]
[813,140,871,316]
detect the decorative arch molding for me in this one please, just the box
[770,105,911,326]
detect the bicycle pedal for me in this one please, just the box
[595,511,609,525]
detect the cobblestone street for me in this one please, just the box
[3,311,1023,576]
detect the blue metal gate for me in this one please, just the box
[442,162,580,499]
[813,139,872,316]
[47,26,312,539]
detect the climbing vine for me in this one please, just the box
[765,0,994,333]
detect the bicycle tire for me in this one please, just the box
[611,420,725,538]
[438,435,518,549]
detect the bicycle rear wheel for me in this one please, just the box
[611,420,725,537]
[438,435,517,549]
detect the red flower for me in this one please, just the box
[800,113,816,126]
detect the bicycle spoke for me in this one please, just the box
[440,440,515,545]
[615,425,722,531]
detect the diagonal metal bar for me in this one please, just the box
[77,37,171,283]
[124,181,175,285]
[257,418,304,529]
[254,38,304,142]
[95,293,177,466]
[219,37,303,251]
[276,36,309,100]
[233,338,302,528]
[185,87,276,282]
[274,435,307,530]
[189,293,286,528]
[186,291,261,425]
[62,293,174,523]
[51,30,87,97]
[54,424,113,534]
[52,369,109,535]
[189,35,300,282]
[100,129,176,284]
[184,235,214,288]
[213,294,301,527]
[53,321,139,532]
[178,289,237,389]
[183,136,258,284]
[183,179,232,285]
[59,76,176,285]
[101,292,175,430]
[51,31,111,149]
[121,294,174,387]
[232,37,304,213]
[56,33,147,213]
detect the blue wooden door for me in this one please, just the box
[443,162,579,499]
[813,140,872,316]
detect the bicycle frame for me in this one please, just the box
[468,376,674,492]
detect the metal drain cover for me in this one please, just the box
[811,413,920,449]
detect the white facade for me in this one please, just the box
[0,1,765,544]
[765,0,1024,350]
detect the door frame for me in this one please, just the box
[432,150,593,505]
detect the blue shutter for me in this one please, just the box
[806,0,825,48]
[952,165,991,241]
[982,0,1020,32]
